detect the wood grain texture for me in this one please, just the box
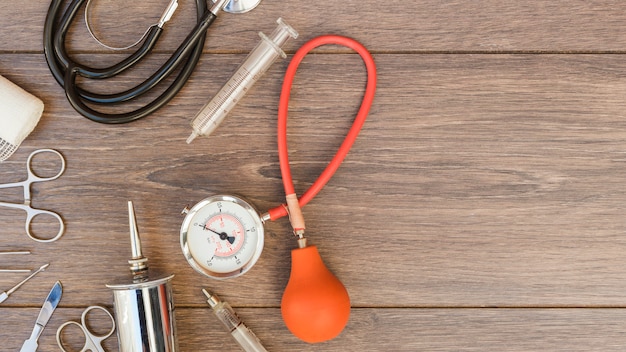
[4,308,626,352]
[2,0,626,351]
[5,1,626,53]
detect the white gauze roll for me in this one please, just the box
[0,75,44,161]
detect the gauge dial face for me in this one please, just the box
[180,195,264,279]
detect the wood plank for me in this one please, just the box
[4,1,626,53]
[3,307,626,351]
[4,2,626,350]
[2,53,626,309]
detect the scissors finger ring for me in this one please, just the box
[24,208,65,243]
[57,321,89,352]
[0,148,66,242]
[26,149,66,181]
[56,306,115,352]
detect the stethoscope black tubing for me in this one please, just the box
[52,0,215,105]
[51,0,164,80]
[43,0,211,123]
[44,0,176,103]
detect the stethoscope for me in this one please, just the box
[43,0,260,124]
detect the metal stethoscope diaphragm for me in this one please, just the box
[223,0,261,13]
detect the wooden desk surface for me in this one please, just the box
[3,1,626,351]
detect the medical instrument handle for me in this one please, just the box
[56,306,115,352]
[187,17,298,143]
[263,35,377,223]
[25,207,65,243]
[20,281,62,352]
[0,149,66,242]
[0,264,49,303]
[0,200,64,242]
[0,149,65,209]
[19,336,39,352]
[56,322,91,352]
[56,322,94,352]
[0,148,65,191]
[25,148,66,182]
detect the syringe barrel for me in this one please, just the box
[188,18,298,143]
[205,290,268,352]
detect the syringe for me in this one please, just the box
[203,289,268,352]
[187,18,298,143]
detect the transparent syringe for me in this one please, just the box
[187,18,298,143]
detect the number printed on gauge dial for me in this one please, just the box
[180,195,265,279]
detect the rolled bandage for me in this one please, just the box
[0,75,44,161]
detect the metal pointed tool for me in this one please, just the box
[20,280,63,352]
[106,201,178,350]
[0,250,30,255]
[0,250,32,273]
[127,201,148,277]
[0,263,49,303]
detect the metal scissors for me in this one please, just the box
[0,148,65,242]
[56,305,115,352]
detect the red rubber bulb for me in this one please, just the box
[281,245,350,343]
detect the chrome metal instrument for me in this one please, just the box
[0,148,66,242]
[56,306,116,352]
[0,250,32,273]
[223,0,262,13]
[0,263,49,303]
[106,201,178,351]
[20,281,63,352]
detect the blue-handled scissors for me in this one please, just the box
[0,148,65,242]
[56,306,115,352]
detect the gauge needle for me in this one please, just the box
[202,225,236,244]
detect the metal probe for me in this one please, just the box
[0,251,32,273]
[0,263,50,303]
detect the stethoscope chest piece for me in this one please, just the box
[180,195,265,279]
[223,0,262,13]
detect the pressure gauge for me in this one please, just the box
[180,195,265,279]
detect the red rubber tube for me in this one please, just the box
[266,35,377,222]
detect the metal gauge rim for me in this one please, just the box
[180,195,264,280]
[223,0,262,13]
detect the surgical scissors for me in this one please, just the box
[0,149,66,242]
[56,306,115,352]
